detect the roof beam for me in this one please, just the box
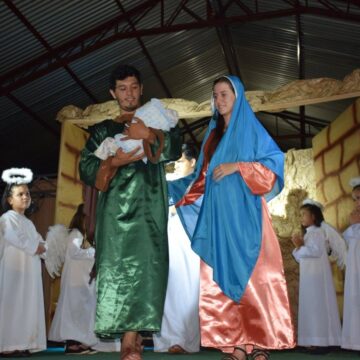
[296,6,306,148]
[4,0,99,103]
[114,0,171,97]
[1,1,360,96]
[7,93,59,137]
[261,111,328,130]
[212,0,243,79]
[113,0,199,146]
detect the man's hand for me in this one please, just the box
[122,117,154,142]
[111,147,145,167]
[213,162,239,182]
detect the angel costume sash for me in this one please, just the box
[168,76,284,302]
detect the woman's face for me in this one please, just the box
[300,208,315,228]
[213,81,236,124]
[8,184,31,214]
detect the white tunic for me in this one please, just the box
[292,225,341,346]
[342,223,360,350]
[153,209,200,353]
[0,210,46,352]
[48,229,120,352]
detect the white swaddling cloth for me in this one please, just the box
[94,98,178,163]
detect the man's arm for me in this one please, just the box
[122,118,181,163]
[79,122,144,191]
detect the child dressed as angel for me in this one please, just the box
[0,168,47,356]
[47,204,120,354]
[342,177,360,351]
[291,198,345,350]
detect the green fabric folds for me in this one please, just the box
[79,119,181,337]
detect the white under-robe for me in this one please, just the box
[0,210,46,353]
[153,208,200,353]
[48,229,120,352]
[342,223,360,350]
[292,225,341,346]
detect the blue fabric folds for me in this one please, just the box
[169,76,284,302]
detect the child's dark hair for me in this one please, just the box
[300,203,324,231]
[353,184,360,192]
[109,64,142,90]
[69,204,86,235]
[207,77,236,159]
[1,183,29,213]
[182,143,198,161]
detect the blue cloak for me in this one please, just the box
[168,76,284,302]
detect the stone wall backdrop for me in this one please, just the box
[312,98,360,320]
[313,98,360,230]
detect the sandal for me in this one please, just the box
[250,349,270,360]
[222,347,249,360]
[0,351,31,358]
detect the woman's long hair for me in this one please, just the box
[207,77,235,160]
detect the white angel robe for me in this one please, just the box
[48,229,96,345]
[0,210,46,353]
[48,229,120,352]
[342,223,360,350]
[153,207,200,353]
[292,225,341,346]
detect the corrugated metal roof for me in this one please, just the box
[13,0,120,47]
[1,0,359,174]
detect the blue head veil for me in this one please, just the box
[168,76,284,302]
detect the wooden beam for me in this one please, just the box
[4,0,99,103]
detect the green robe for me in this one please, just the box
[79,119,182,337]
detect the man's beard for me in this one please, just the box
[120,102,140,112]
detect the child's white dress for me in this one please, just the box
[153,174,200,352]
[342,223,360,350]
[0,210,46,353]
[292,225,341,346]
[48,229,120,351]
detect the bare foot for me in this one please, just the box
[121,332,142,360]
[168,344,187,354]
[136,333,143,353]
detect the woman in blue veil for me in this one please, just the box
[169,76,295,360]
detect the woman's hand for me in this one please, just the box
[213,162,239,182]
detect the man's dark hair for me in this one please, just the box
[109,64,142,90]
[182,143,198,161]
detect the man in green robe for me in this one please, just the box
[79,64,182,359]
